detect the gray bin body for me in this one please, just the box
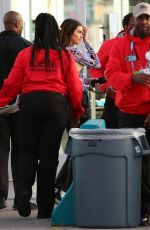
[71,129,150,228]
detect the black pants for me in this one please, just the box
[55,91,90,192]
[18,92,68,214]
[101,96,119,128]
[80,91,90,125]
[118,111,150,217]
[0,113,19,201]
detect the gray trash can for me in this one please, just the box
[70,128,150,228]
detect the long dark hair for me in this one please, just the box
[30,13,62,68]
[122,12,133,29]
[60,18,82,47]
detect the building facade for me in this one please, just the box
[0,0,149,50]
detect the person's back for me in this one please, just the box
[89,12,133,128]
[0,11,30,87]
[0,12,83,218]
[0,10,31,210]
[0,32,30,88]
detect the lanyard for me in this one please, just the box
[130,41,135,70]
[130,41,150,71]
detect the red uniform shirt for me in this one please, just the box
[106,29,150,115]
[89,37,120,93]
[0,47,84,118]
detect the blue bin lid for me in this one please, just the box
[80,119,106,129]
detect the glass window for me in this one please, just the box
[63,0,150,51]
[86,0,123,51]
[64,0,76,18]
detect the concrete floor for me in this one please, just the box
[0,199,149,230]
[0,181,149,230]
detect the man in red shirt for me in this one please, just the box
[106,2,150,225]
[90,13,133,128]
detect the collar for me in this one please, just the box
[127,27,150,44]
[117,30,125,38]
[0,30,20,36]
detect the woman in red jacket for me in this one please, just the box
[0,13,83,218]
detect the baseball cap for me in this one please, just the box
[133,2,150,18]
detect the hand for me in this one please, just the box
[105,86,117,97]
[144,114,150,127]
[82,26,88,43]
[132,72,150,87]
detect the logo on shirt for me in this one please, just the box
[30,62,57,72]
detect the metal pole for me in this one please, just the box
[91,90,96,119]
[29,0,32,42]
[75,0,96,119]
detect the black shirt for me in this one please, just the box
[0,30,31,89]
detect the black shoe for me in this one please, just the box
[12,201,37,210]
[0,197,7,209]
[18,191,31,217]
[37,213,50,219]
[37,203,54,219]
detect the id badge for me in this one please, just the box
[126,55,137,62]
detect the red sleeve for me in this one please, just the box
[88,40,110,92]
[89,41,108,79]
[0,51,24,106]
[89,38,118,78]
[89,38,119,93]
[105,40,133,91]
[65,52,84,118]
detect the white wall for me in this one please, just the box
[0,0,11,31]
[0,0,31,40]
[11,0,31,40]
[49,0,64,26]
[0,0,64,41]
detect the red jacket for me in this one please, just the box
[0,47,84,118]
[106,30,150,115]
[89,37,120,93]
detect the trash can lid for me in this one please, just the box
[69,128,146,140]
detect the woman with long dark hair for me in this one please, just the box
[0,13,83,218]
[60,18,100,96]
[55,18,100,202]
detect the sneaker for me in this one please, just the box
[54,189,62,204]
[12,201,37,210]
[140,214,150,226]
[17,191,31,217]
